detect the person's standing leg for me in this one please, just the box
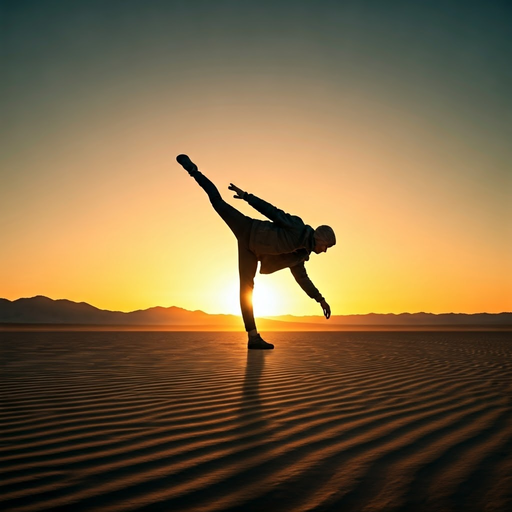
[238,243,274,349]
[238,243,258,333]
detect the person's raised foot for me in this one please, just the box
[176,154,198,175]
[248,334,274,350]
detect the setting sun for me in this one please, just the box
[221,278,282,318]
[253,279,281,318]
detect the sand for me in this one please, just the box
[1,331,511,511]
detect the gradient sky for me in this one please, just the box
[1,0,511,316]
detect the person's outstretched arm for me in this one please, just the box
[228,184,299,229]
[290,264,331,319]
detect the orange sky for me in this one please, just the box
[1,2,511,316]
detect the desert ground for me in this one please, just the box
[1,331,511,511]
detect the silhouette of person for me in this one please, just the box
[177,154,336,349]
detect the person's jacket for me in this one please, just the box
[243,193,324,302]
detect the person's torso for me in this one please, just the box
[248,219,315,274]
[249,218,314,256]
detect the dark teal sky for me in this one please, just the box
[2,0,510,149]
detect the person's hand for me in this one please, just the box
[228,183,245,199]
[320,299,331,319]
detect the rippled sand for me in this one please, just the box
[1,331,511,511]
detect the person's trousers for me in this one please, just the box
[192,172,258,332]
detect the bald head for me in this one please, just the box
[313,225,336,254]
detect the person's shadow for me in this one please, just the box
[238,351,270,431]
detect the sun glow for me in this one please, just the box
[253,279,280,318]
[222,279,281,318]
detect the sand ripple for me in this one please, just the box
[1,331,511,511]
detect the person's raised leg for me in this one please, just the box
[177,154,250,240]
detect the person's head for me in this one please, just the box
[313,225,336,254]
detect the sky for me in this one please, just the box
[1,0,511,317]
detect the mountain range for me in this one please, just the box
[1,296,511,330]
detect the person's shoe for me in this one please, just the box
[176,154,198,175]
[248,334,274,350]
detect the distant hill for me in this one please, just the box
[0,296,511,330]
[0,296,240,328]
